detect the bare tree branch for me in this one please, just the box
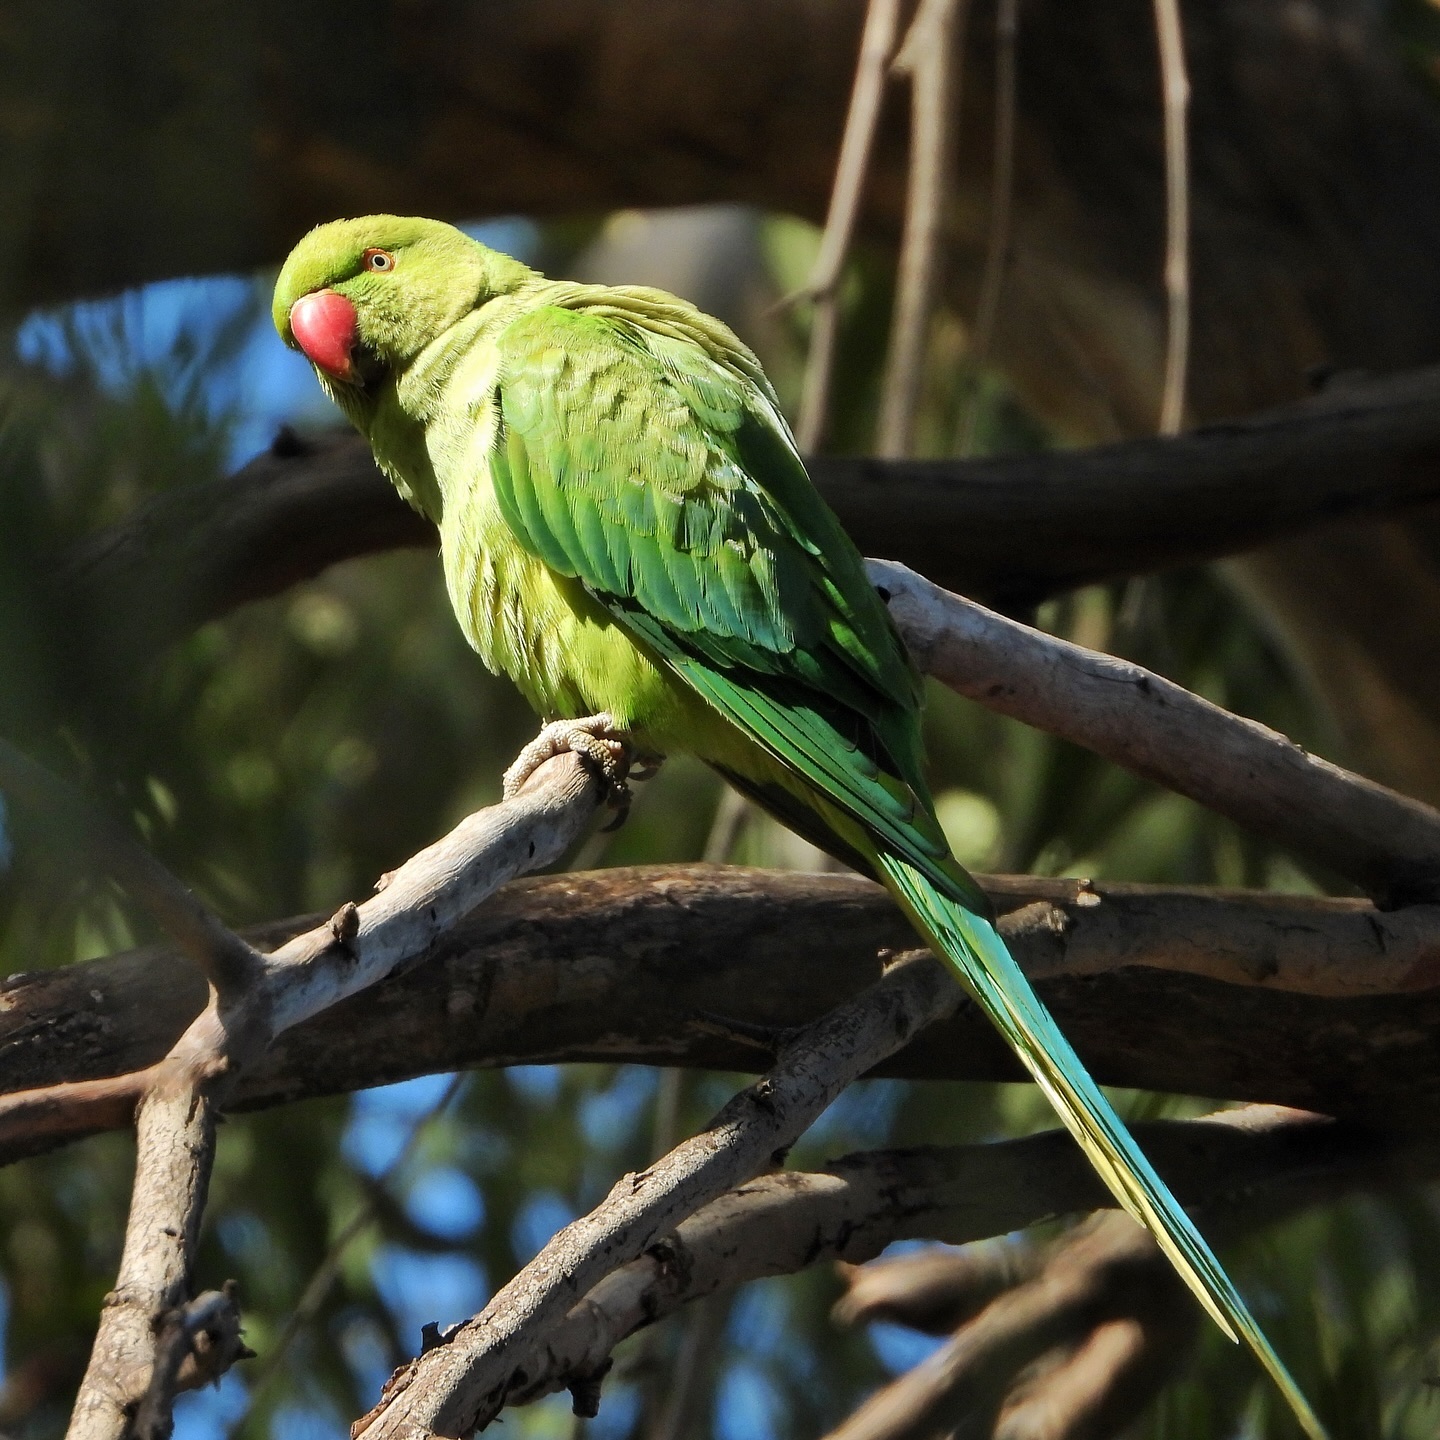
[54,749,611,1440]
[12,543,1440,1429]
[828,1088,1369,1440]
[796,0,905,452]
[9,865,1440,1161]
[825,1213,1192,1440]
[350,951,961,1439]
[67,1071,224,1440]
[878,0,970,456]
[59,367,1440,664]
[872,558,1440,905]
[465,1106,1440,1426]
[1152,0,1191,435]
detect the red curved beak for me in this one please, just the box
[289,290,359,381]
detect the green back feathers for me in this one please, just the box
[487,299,988,914]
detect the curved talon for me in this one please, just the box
[629,753,666,783]
[503,714,633,822]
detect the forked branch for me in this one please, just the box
[351,952,962,1439]
[53,749,612,1440]
[23,548,1440,1437]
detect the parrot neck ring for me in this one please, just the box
[290,289,361,383]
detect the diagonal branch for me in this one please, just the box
[350,951,962,1440]
[61,749,612,1440]
[16,548,1440,1428]
[67,1069,225,1440]
[455,1106,1440,1427]
[825,1213,1191,1440]
[871,558,1440,905]
[828,1095,1375,1440]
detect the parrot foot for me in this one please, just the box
[503,713,633,819]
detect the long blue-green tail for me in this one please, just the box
[875,850,1327,1440]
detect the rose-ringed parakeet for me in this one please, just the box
[273,216,1325,1438]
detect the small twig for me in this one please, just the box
[1152,0,1191,436]
[795,0,905,451]
[0,740,261,996]
[350,951,961,1439]
[955,0,1020,455]
[0,1067,161,1158]
[877,0,971,457]
[869,558,1440,906]
[133,1284,252,1440]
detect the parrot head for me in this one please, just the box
[273,215,533,402]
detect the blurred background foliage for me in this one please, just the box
[0,166,1438,1440]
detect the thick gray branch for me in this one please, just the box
[67,1077,219,1440]
[350,952,960,1439]
[873,559,1440,906]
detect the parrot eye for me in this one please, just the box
[363,248,396,273]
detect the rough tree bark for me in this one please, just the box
[8,865,1440,1159]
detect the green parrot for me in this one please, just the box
[274,215,1325,1438]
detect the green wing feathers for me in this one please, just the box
[876,850,1327,1440]
[486,294,1326,1438]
